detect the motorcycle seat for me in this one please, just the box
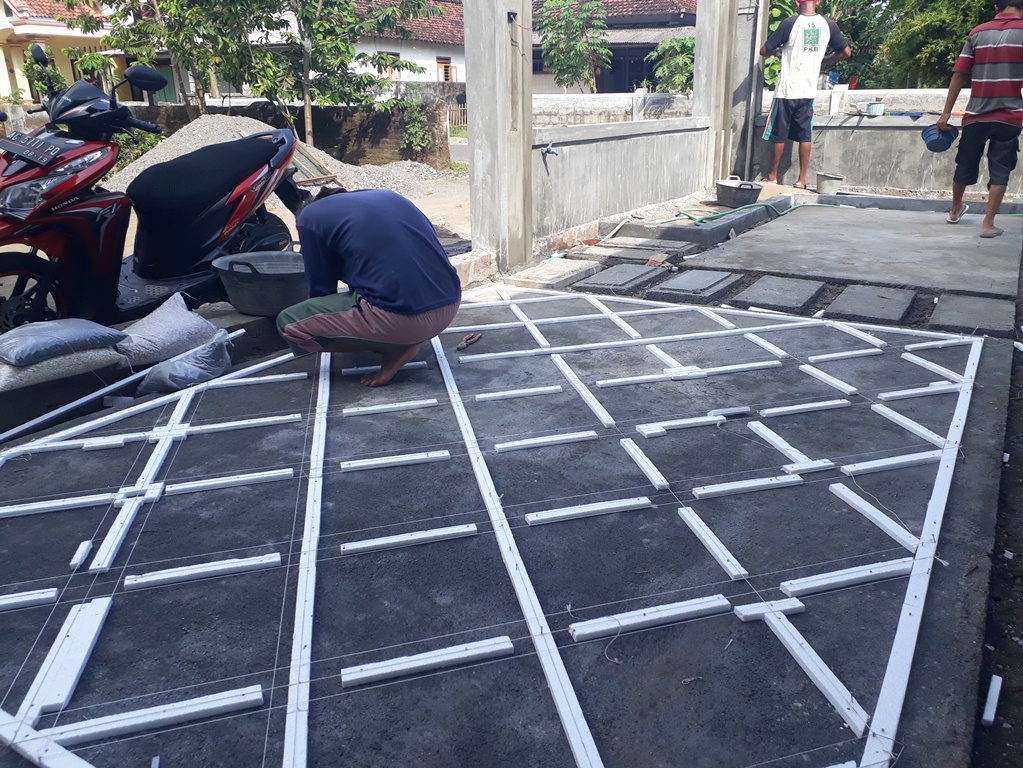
[127,135,279,213]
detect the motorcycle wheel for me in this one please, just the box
[233,213,293,253]
[0,252,72,333]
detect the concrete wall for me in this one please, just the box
[354,39,465,83]
[531,117,711,240]
[532,92,692,126]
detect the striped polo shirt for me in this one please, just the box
[954,12,1023,126]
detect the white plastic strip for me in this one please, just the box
[16,598,112,727]
[283,354,331,767]
[780,558,914,598]
[582,294,643,340]
[904,338,972,351]
[799,365,859,395]
[0,588,58,612]
[620,439,669,490]
[762,611,869,735]
[982,675,1004,726]
[568,595,732,642]
[69,541,92,571]
[505,297,552,348]
[743,333,790,358]
[900,352,966,383]
[678,507,748,579]
[0,710,95,768]
[163,468,295,496]
[878,381,961,401]
[526,497,653,526]
[840,450,943,477]
[807,348,883,363]
[341,361,427,375]
[342,399,439,417]
[341,636,515,689]
[870,404,947,447]
[495,432,598,453]
[123,553,281,591]
[636,415,724,439]
[204,372,309,389]
[697,307,738,329]
[185,414,303,435]
[829,483,920,553]
[733,598,805,621]
[551,354,616,428]
[430,337,604,766]
[595,373,671,388]
[340,450,450,472]
[747,421,810,463]
[700,360,782,376]
[0,493,117,520]
[759,399,851,417]
[341,524,478,555]
[692,475,803,499]
[665,367,707,381]
[41,686,264,747]
[708,406,750,417]
[475,386,563,402]
[88,498,144,574]
[828,323,888,348]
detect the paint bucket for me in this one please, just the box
[856,102,885,117]
[715,175,762,208]
[212,251,308,317]
[816,173,845,195]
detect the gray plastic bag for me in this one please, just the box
[135,329,231,395]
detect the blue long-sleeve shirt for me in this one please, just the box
[297,189,461,315]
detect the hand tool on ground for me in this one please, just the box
[457,332,482,350]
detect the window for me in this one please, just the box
[379,51,400,80]
[437,56,456,82]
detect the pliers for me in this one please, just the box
[456,332,482,350]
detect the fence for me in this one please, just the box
[448,104,467,129]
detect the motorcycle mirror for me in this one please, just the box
[123,65,168,93]
[30,44,48,68]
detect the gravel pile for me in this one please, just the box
[105,113,451,200]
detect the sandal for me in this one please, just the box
[946,203,968,224]
[793,182,808,190]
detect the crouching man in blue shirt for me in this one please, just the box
[277,187,462,387]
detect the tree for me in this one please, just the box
[644,37,695,94]
[535,0,612,93]
[818,0,897,89]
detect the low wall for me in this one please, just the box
[533,92,693,127]
[531,117,711,241]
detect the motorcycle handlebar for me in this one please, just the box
[26,107,46,114]
[124,116,162,134]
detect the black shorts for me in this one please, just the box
[764,98,815,144]
[954,121,1022,187]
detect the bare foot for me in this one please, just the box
[361,344,420,387]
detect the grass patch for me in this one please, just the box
[449,161,469,172]
[449,125,468,139]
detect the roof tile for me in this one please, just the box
[358,0,464,46]
[12,0,104,20]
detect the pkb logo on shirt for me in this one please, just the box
[803,27,821,53]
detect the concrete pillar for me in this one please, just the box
[463,0,533,272]
[731,0,769,179]
[693,0,740,182]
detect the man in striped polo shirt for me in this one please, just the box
[939,0,1023,237]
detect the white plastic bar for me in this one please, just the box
[342,399,438,417]
[733,598,805,622]
[780,558,914,597]
[123,553,281,590]
[446,320,526,333]
[16,598,112,727]
[283,354,331,767]
[747,421,810,463]
[568,595,732,642]
[829,483,919,552]
[526,497,653,526]
[429,337,604,766]
[595,373,670,388]
[163,468,295,496]
[899,352,966,383]
[697,307,738,329]
[88,498,144,574]
[0,493,117,520]
[664,368,707,381]
[759,399,851,417]
[878,381,960,401]
[636,415,724,439]
[904,338,972,351]
[828,323,888,348]
[341,636,514,689]
[0,710,95,768]
[807,348,883,363]
[185,414,302,435]
[204,372,308,389]
[678,507,748,579]
[0,588,58,612]
[505,296,552,348]
[582,294,643,340]
[551,354,616,428]
[341,361,427,375]
[982,675,1004,726]
[341,524,478,555]
[743,333,790,358]
[799,365,859,395]
[340,450,450,472]
[692,475,802,499]
[840,450,943,477]
[870,404,947,447]
[475,386,562,401]
[41,686,264,747]
[700,360,782,376]
[782,459,835,474]
[762,611,869,735]
[645,346,685,368]
[708,406,750,417]
[620,439,669,490]
[69,541,92,571]
[495,431,598,453]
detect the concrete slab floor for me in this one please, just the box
[0,287,1008,768]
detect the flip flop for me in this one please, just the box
[793,182,808,190]
[946,203,968,224]
[980,227,1004,238]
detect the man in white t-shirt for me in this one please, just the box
[760,0,851,188]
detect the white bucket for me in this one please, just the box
[816,173,845,195]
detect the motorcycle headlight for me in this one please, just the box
[0,175,72,219]
[54,150,106,175]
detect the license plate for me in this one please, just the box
[0,131,62,166]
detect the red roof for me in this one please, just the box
[12,0,104,20]
[532,0,695,19]
[359,0,464,46]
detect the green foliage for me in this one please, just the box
[65,49,114,81]
[536,0,612,92]
[644,37,695,94]
[762,0,790,89]
[449,123,467,139]
[448,160,468,172]
[400,102,434,159]
[0,89,25,105]
[23,49,67,97]
[112,129,163,173]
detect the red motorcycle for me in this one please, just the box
[0,44,309,332]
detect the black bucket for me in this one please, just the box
[211,252,308,317]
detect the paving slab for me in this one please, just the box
[646,269,743,303]
[571,264,665,292]
[731,275,826,313]
[823,284,916,324]
[691,207,1022,298]
[569,245,679,263]
[504,258,602,289]
[929,294,1017,336]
